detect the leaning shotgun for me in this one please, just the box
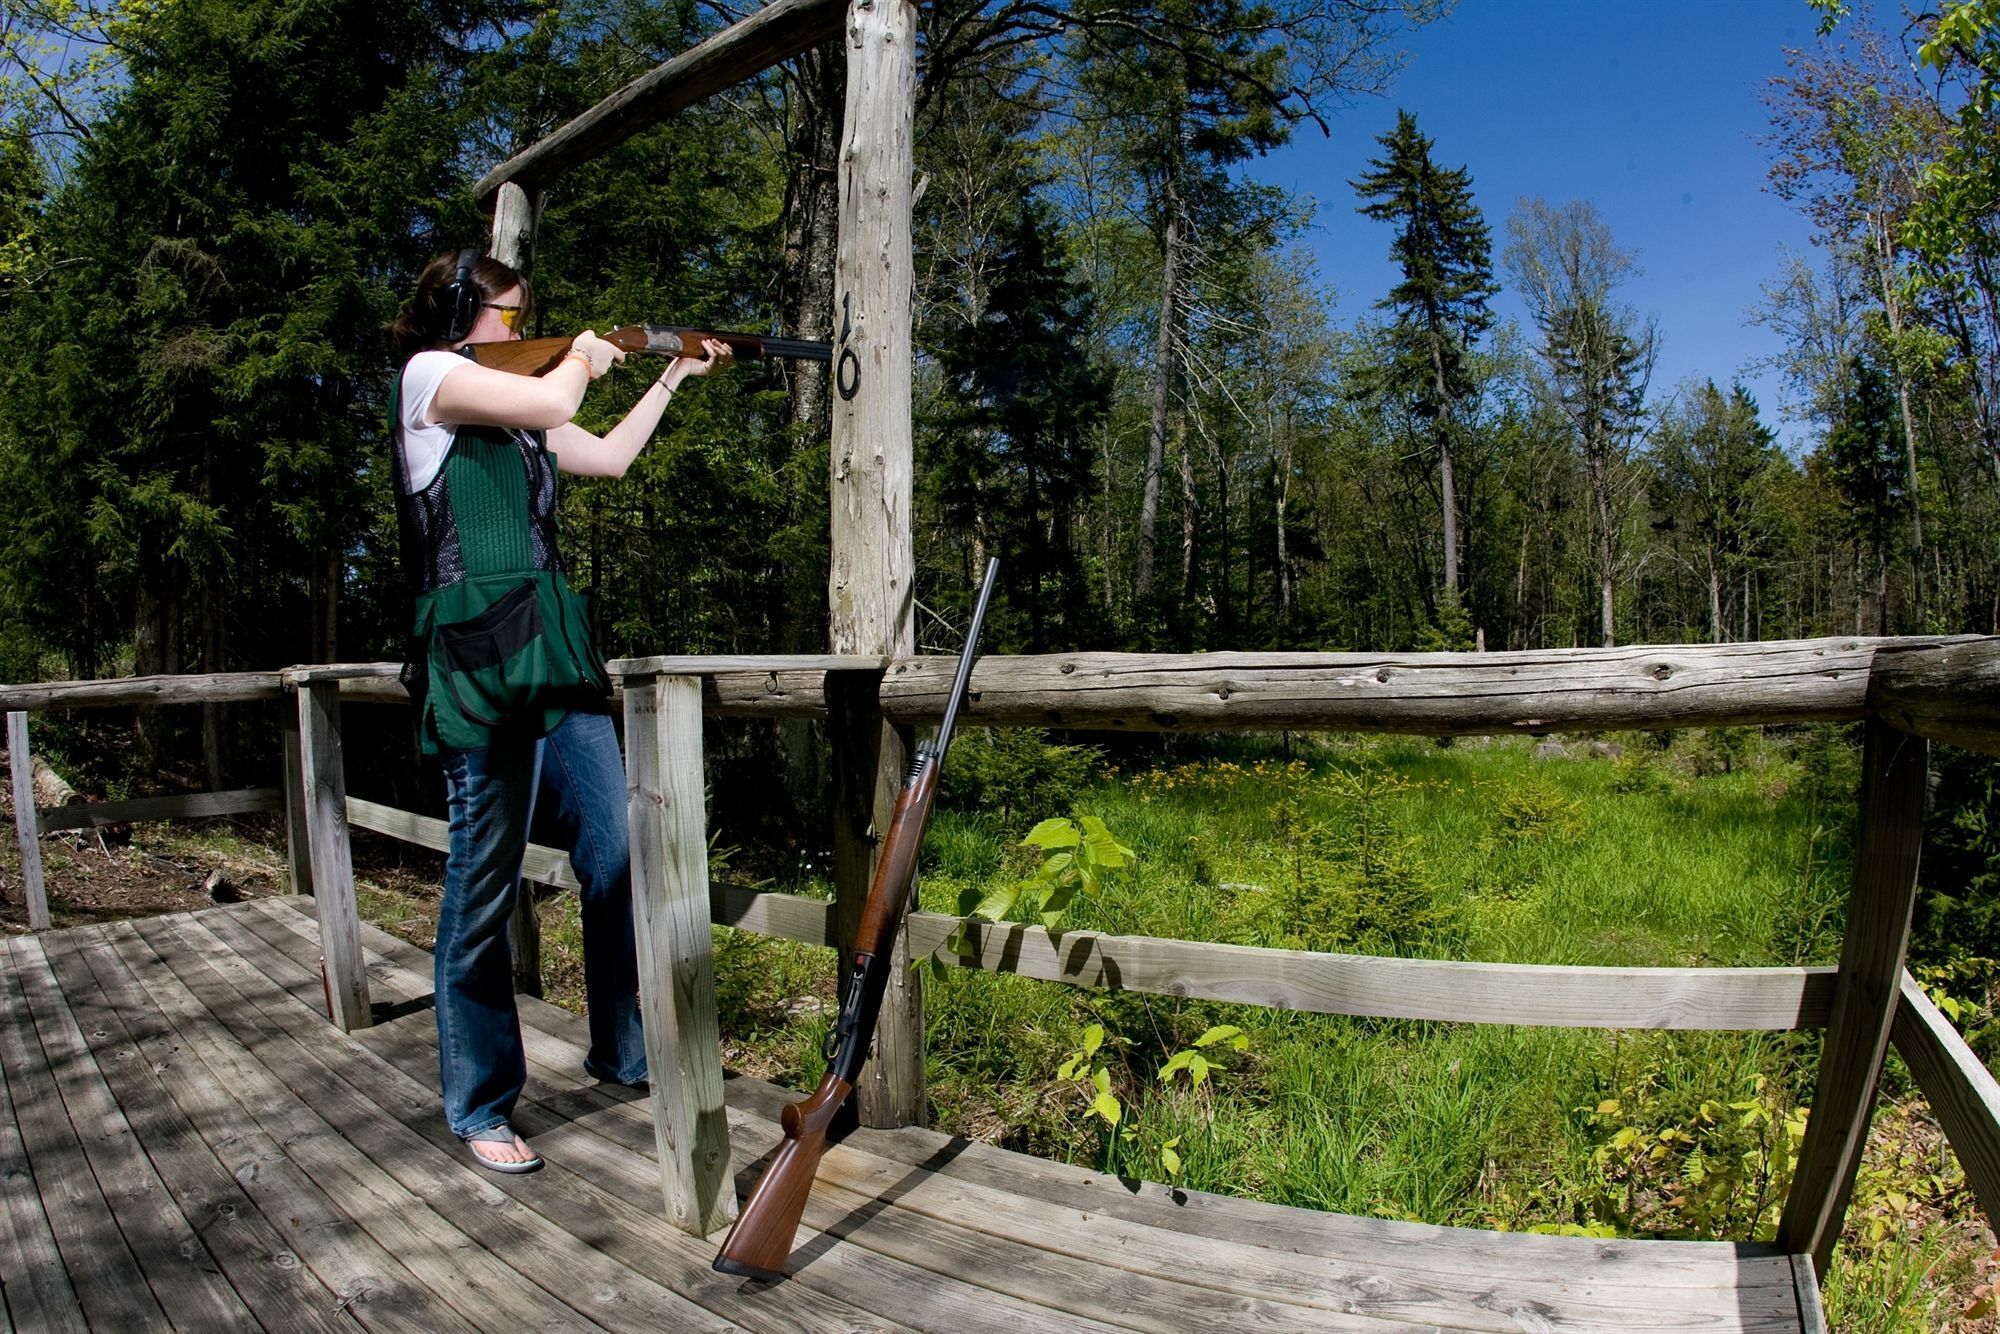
[714,557,1001,1282]
[467,325,832,376]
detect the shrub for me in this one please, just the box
[942,727,1100,820]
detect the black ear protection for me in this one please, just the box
[436,248,481,343]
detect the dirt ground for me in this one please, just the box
[0,776,444,940]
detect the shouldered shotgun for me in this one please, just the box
[467,325,831,376]
[714,557,1001,1282]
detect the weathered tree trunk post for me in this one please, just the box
[1777,717,1928,1276]
[828,0,921,1129]
[622,671,735,1235]
[492,181,546,998]
[280,701,314,897]
[7,712,50,929]
[296,681,370,1031]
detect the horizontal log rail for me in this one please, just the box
[1868,639,2000,758]
[1891,970,2000,1225]
[879,637,1982,736]
[9,638,1996,740]
[345,796,1836,1031]
[36,787,281,834]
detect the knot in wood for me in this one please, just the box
[1650,663,1673,681]
[1059,661,1076,674]
[1215,685,1233,701]
[1375,669,1391,684]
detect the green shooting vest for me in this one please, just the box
[392,360,610,755]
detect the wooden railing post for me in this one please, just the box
[6,711,49,929]
[296,681,370,1031]
[623,672,735,1235]
[828,0,921,1129]
[828,668,924,1127]
[1778,717,1928,1274]
[280,701,314,897]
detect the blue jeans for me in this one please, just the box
[434,708,648,1139]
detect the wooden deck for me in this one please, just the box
[0,898,1825,1332]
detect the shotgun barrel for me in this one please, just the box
[467,325,832,376]
[713,558,1001,1282]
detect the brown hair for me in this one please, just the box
[388,250,534,358]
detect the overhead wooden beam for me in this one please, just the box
[471,0,846,202]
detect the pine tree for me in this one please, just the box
[1352,109,1497,603]
[925,196,1112,650]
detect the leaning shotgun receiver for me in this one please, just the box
[467,325,832,376]
[714,558,1001,1282]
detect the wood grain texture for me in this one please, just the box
[609,653,887,676]
[828,669,925,1129]
[1778,719,1928,1272]
[297,683,369,1031]
[0,937,170,1330]
[623,676,736,1235]
[281,703,313,896]
[35,786,281,833]
[1868,636,2000,756]
[0,671,285,710]
[7,712,47,928]
[9,935,255,1330]
[471,0,845,199]
[0,943,89,1334]
[41,928,354,1332]
[877,638,1973,734]
[1891,970,2000,1226]
[270,895,1819,1331]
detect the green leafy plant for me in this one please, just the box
[944,814,1135,959]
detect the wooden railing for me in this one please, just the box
[6,633,2000,1279]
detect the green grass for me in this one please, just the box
[709,726,1987,1327]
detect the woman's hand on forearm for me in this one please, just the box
[547,339,730,478]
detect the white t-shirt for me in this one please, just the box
[395,349,474,493]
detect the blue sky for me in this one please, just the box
[1265,0,1830,447]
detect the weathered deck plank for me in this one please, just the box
[8,936,257,1331]
[0,937,172,1331]
[189,904,912,1333]
[39,928,357,1333]
[100,917,487,1334]
[262,896,1812,1332]
[3,899,1818,1331]
[0,953,88,1334]
[133,911,625,1334]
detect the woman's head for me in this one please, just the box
[390,249,534,356]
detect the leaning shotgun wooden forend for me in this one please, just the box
[714,557,1001,1282]
[467,325,833,376]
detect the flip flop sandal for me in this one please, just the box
[463,1123,543,1174]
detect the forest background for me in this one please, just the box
[5,0,2000,1322]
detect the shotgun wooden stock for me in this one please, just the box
[467,325,832,376]
[713,558,1000,1282]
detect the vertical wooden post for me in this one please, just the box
[489,181,542,274]
[827,669,922,1123]
[7,712,49,930]
[491,179,545,996]
[296,682,370,1032]
[280,701,314,897]
[623,673,735,1236]
[1778,718,1928,1274]
[827,0,922,1130]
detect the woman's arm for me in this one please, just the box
[427,332,622,430]
[548,339,733,478]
